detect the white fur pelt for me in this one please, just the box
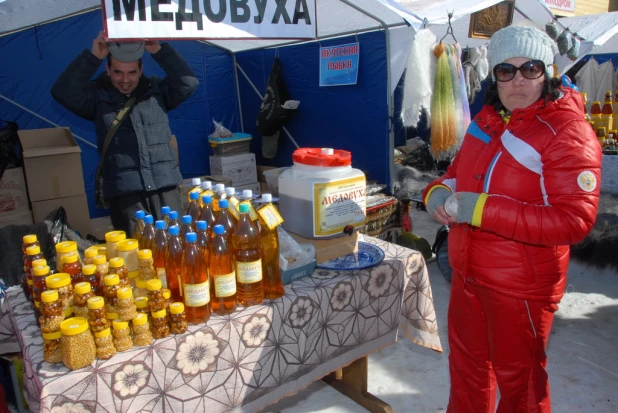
[401,29,437,128]
[392,163,439,200]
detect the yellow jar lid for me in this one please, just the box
[162,289,171,300]
[23,234,37,244]
[152,309,167,319]
[74,282,91,295]
[109,257,125,268]
[60,317,89,336]
[87,296,105,309]
[94,328,111,338]
[26,245,41,255]
[63,253,78,264]
[135,296,149,309]
[41,290,59,303]
[55,241,77,254]
[95,245,107,254]
[112,320,128,330]
[147,279,161,291]
[63,306,74,318]
[107,312,119,320]
[132,313,148,326]
[128,270,139,279]
[42,331,62,340]
[135,277,148,289]
[84,246,98,258]
[104,274,120,286]
[32,258,47,267]
[93,255,107,265]
[82,264,96,276]
[46,273,70,289]
[105,231,126,243]
[117,239,139,252]
[117,287,133,300]
[138,249,152,260]
[169,302,184,314]
[33,265,50,277]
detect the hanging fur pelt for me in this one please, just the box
[430,43,458,160]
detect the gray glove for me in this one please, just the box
[452,192,482,225]
[425,187,451,217]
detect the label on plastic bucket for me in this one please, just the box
[313,176,366,237]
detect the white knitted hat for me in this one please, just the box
[487,26,558,80]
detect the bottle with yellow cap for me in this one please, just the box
[169,302,187,334]
[45,272,74,310]
[162,288,172,313]
[138,249,156,281]
[60,317,96,370]
[147,279,166,313]
[24,245,44,300]
[132,313,153,346]
[93,327,116,360]
[108,257,130,287]
[103,274,121,313]
[55,241,79,272]
[92,255,109,295]
[116,239,139,285]
[83,246,98,265]
[87,296,109,332]
[42,330,63,363]
[62,252,83,287]
[81,264,99,294]
[39,290,64,333]
[151,309,170,339]
[117,287,137,321]
[22,235,39,281]
[105,230,126,260]
[134,277,149,299]
[74,282,95,318]
[112,319,133,351]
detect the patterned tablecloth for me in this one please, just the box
[4,237,441,413]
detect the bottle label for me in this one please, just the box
[214,272,236,297]
[228,197,240,220]
[156,268,167,288]
[313,176,366,237]
[184,281,210,307]
[176,273,183,296]
[258,205,284,230]
[236,259,263,283]
[239,201,260,221]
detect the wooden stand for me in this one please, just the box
[322,356,393,413]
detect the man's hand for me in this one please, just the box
[92,31,109,60]
[145,40,161,54]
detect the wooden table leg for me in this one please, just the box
[322,356,393,413]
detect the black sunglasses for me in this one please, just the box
[493,60,546,82]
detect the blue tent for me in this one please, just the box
[0,2,416,221]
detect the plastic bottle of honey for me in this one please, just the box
[180,215,193,247]
[232,203,264,306]
[199,195,217,236]
[210,225,237,314]
[258,194,285,300]
[187,177,202,203]
[165,225,184,302]
[198,181,214,208]
[161,206,171,228]
[212,199,236,242]
[181,232,211,324]
[133,210,146,242]
[153,220,169,288]
[213,183,226,213]
[167,211,179,230]
[187,191,202,229]
[141,215,156,252]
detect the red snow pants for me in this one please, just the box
[446,273,559,413]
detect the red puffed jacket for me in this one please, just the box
[423,88,601,303]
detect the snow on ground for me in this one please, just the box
[262,208,618,413]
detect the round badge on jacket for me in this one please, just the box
[577,171,597,192]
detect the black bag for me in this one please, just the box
[256,58,298,137]
[432,224,452,283]
[0,121,21,179]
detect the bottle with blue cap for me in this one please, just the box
[196,220,209,254]
[180,215,193,246]
[187,190,202,229]
[213,199,236,240]
[232,203,264,306]
[213,183,226,213]
[168,211,179,230]
[199,181,214,208]
[210,224,237,314]
[199,195,217,234]
[187,177,202,203]
[153,220,169,288]
[165,225,183,301]
[133,210,146,242]
[161,206,171,228]
[182,232,211,324]
[141,215,156,251]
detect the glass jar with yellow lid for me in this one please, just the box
[42,331,63,363]
[60,317,96,370]
[133,277,148,299]
[117,239,139,285]
[83,246,99,265]
[117,287,137,321]
[151,309,170,339]
[112,320,133,352]
[39,290,64,333]
[74,282,95,318]
[105,230,126,260]
[138,249,156,281]
[55,241,79,273]
[103,274,121,313]
[93,255,109,295]
[132,313,153,346]
[169,302,187,334]
[87,296,109,332]
[108,257,130,287]
[45,272,74,309]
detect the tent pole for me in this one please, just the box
[232,53,245,132]
[339,0,396,192]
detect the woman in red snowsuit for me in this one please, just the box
[423,26,601,412]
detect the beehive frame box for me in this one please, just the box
[18,127,85,202]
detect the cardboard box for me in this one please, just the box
[260,182,270,194]
[18,127,85,202]
[209,153,257,187]
[32,194,91,236]
[289,231,359,263]
[0,167,30,216]
[0,210,33,229]
[235,182,260,195]
[282,259,317,285]
[179,175,233,212]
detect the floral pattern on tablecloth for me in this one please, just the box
[6,237,441,413]
[0,296,21,354]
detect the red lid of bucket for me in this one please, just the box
[292,148,351,167]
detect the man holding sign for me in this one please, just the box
[51,31,198,236]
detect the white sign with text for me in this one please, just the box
[543,0,575,13]
[103,0,317,40]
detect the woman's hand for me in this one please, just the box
[433,205,451,226]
